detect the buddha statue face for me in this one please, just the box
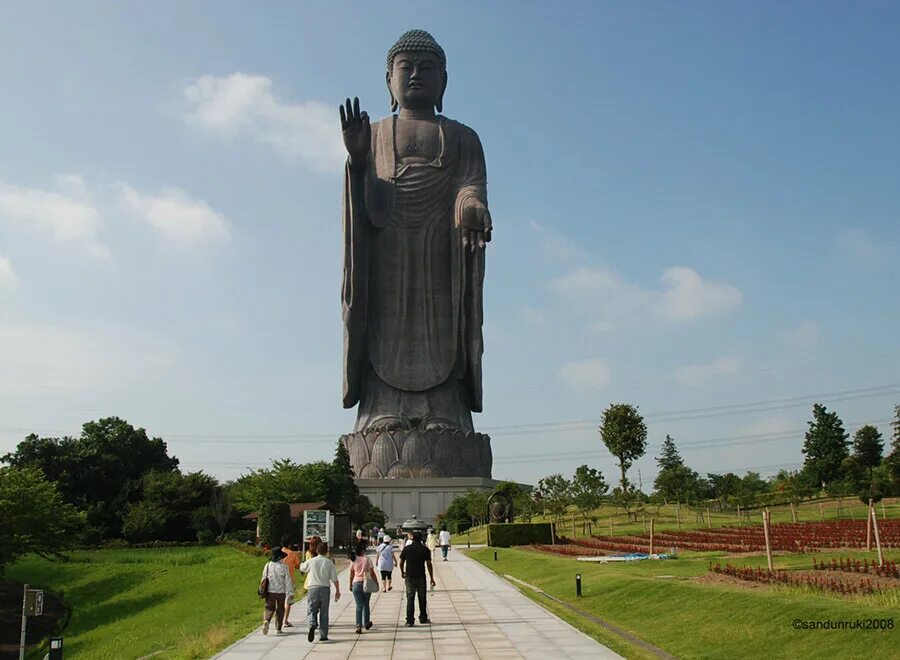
[388,51,447,112]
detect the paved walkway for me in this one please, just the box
[215,549,619,659]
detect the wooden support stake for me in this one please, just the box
[676,504,681,531]
[763,508,774,572]
[642,513,646,533]
[819,502,825,522]
[881,500,886,519]
[609,516,613,538]
[871,507,884,567]
[737,505,741,526]
[866,498,873,552]
[572,513,576,538]
[849,505,855,521]
[649,518,655,556]
[790,502,797,524]
[706,508,711,530]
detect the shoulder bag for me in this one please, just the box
[258,563,270,598]
[363,559,380,594]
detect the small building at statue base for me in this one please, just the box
[356,477,503,527]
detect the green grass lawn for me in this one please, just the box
[466,546,899,659]
[6,546,267,659]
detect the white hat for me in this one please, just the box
[383,535,391,542]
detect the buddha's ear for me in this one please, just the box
[386,71,398,112]
[436,71,448,113]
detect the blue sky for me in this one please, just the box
[1,1,898,487]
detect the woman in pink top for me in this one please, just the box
[348,540,379,634]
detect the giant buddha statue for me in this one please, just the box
[338,30,493,479]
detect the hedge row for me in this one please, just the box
[487,523,554,547]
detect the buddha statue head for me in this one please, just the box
[386,29,447,113]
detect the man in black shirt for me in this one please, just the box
[399,531,436,626]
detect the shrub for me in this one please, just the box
[196,529,217,545]
[122,501,166,543]
[222,530,255,543]
[487,523,554,547]
[257,501,291,547]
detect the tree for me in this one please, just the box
[210,486,234,537]
[536,473,572,524]
[654,464,701,504]
[231,459,331,512]
[257,501,291,548]
[653,435,700,503]
[599,403,648,491]
[571,465,608,532]
[465,489,490,527]
[138,470,219,542]
[441,494,471,533]
[2,417,179,538]
[122,501,167,543]
[852,425,883,474]
[656,435,684,472]
[492,481,524,522]
[0,467,83,573]
[801,404,849,487]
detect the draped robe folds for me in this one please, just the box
[341,115,487,432]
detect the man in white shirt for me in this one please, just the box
[439,528,451,561]
[300,542,341,642]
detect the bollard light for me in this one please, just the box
[49,637,63,660]
[576,573,582,597]
[493,550,498,561]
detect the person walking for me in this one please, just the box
[439,527,451,561]
[425,528,437,555]
[281,535,301,628]
[376,534,398,592]
[300,541,341,642]
[399,531,435,626]
[260,548,293,635]
[349,540,378,634]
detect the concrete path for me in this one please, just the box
[214,549,620,659]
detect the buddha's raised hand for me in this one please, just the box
[460,197,492,252]
[339,97,370,167]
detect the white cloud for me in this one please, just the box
[184,73,345,173]
[0,323,176,397]
[529,221,588,263]
[657,267,742,322]
[673,356,741,387]
[835,228,889,268]
[550,265,742,329]
[558,358,611,391]
[120,185,231,245]
[0,257,18,294]
[519,306,548,330]
[0,177,109,260]
[780,320,819,349]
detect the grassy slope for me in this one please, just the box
[6,546,266,660]
[462,496,900,544]
[467,546,899,659]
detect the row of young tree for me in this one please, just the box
[436,402,900,529]
[0,417,384,574]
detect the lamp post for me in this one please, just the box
[576,573,582,597]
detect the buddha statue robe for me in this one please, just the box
[341,115,488,433]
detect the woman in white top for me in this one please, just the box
[260,548,294,635]
[425,529,437,553]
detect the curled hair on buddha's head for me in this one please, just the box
[386,29,448,113]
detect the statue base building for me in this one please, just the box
[341,428,495,526]
[356,476,501,527]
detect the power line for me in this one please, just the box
[1,383,897,443]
